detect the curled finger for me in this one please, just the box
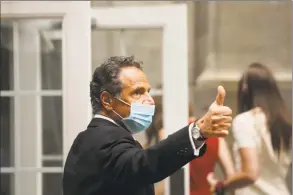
[211,116,232,124]
[212,123,231,130]
[212,106,232,116]
[212,130,229,137]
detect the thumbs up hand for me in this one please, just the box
[197,86,232,138]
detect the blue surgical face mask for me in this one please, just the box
[113,98,155,134]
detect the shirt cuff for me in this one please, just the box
[188,123,206,156]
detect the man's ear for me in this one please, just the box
[100,91,113,111]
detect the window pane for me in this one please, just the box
[43,173,62,195]
[41,39,62,90]
[91,28,163,88]
[42,96,63,155]
[0,97,14,167]
[0,21,14,90]
[3,19,63,90]
[0,173,15,195]
[123,29,163,88]
[42,159,63,167]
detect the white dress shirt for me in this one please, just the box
[94,114,205,156]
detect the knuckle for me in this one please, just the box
[224,106,232,113]
[211,109,217,115]
[227,107,233,114]
[211,116,217,121]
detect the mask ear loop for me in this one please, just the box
[115,97,131,107]
[95,90,126,119]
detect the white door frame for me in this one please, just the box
[90,5,189,195]
[1,0,92,163]
[1,1,91,195]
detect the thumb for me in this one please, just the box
[215,85,226,105]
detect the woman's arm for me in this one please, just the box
[218,114,261,192]
[218,138,235,178]
[209,114,260,193]
[222,147,259,190]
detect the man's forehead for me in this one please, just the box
[119,67,150,89]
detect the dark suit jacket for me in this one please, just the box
[63,118,206,195]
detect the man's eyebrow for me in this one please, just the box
[131,85,151,91]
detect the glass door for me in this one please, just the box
[90,4,190,195]
[0,1,91,195]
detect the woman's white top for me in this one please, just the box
[232,110,291,195]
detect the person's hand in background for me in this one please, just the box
[207,172,219,193]
[197,86,232,138]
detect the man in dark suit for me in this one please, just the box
[63,56,232,195]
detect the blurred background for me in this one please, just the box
[0,1,292,195]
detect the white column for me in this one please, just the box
[162,5,189,195]
[62,1,92,161]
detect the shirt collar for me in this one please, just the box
[94,114,118,126]
[93,114,136,140]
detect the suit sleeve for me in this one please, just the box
[98,125,206,186]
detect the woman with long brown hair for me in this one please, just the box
[208,63,292,195]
